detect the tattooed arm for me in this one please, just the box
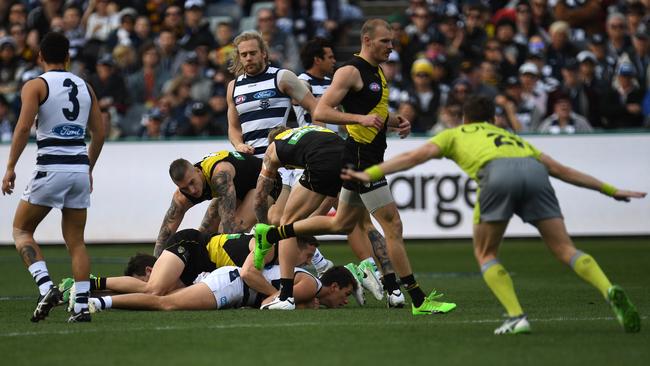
[199,199,221,234]
[254,143,281,223]
[154,191,194,257]
[212,162,238,233]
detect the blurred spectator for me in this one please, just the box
[630,23,650,89]
[307,0,342,41]
[577,50,616,128]
[163,51,212,103]
[9,23,36,64]
[84,0,117,42]
[383,51,407,113]
[539,92,593,133]
[157,29,185,76]
[483,38,518,81]
[554,0,605,37]
[161,5,184,39]
[210,20,235,70]
[0,94,14,142]
[88,54,130,117]
[530,0,553,36]
[176,101,223,137]
[546,21,578,80]
[514,0,539,45]
[459,59,498,99]
[401,59,446,133]
[274,0,312,44]
[62,5,86,63]
[438,10,464,59]
[0,37,25,103]
[610,62,644,128]
[28,0,65,38]
[495,92,523,132]
[7,2,28,27]
[519,61,548,119]
[178,0,215,51]
[495,17,527,67]
[605,13,634,60]
[107,7,139,49]
[625,1,646,37]
[127,43,171,107]
[112,44,138,75]
[587,33,617,84]
[256,7,299,71]
[460,3,488,61]
[157,94,183,137]
[139,107,166,139]
[134,16,154,45]
[403,6,436,78]
[503,74,543,132]
[448,78,472,106]
[430,102,463,135]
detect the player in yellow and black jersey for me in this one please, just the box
[153,151,281,257]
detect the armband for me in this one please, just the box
[364,165,384,182]
[601,183,617,197]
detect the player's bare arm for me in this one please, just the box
[85,83,106,191]
[240,249,280,296]
[154,192,194,257]
[198,199,221,233]
[313,66,382,129]
[212,162,238,233]
[341,141,442,183]
[539,153,647,202]
[2,79,43,195]
[226,80,254,154]
[254,143,281,223]
[278,70,317,116]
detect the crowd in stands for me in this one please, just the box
[1,0,649,142]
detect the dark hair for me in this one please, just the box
[169,158,193,182]
[463,95,495,123]
[296,236,319,250]
[267,125,290,143]
[320,266,358,292]
[39,32,70,64]
[124,253,157,276]
[300,37,333,70]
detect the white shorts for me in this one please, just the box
[199,266,244,309]
[339,185,394,213]
[279,167,299,187]
[21,170,90,209]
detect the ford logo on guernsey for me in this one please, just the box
[52,124,84,137]
[254,90,276,99]
[369,82,381,92]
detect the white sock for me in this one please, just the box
[90,296,112,310]
[102,296,113,309]
[73,281,90,312]
[28,261,53,295]
[311,249,329,271]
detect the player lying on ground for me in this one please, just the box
[341,95,645,334]
[62,229,319,301]
[88,265,356,311]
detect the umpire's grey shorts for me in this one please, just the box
[474,157,562,224]
[21,170,90,209]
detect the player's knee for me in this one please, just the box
[333,218,356,234]
[12,227,32,242]
[382,216,403,240]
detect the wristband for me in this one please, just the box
[364,165,384,182]
[601,183,617,197]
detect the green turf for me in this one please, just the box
[0,238,648,366]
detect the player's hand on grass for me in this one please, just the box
[358,114,383,129]
[340,168,370,183]
[235,143,255,154]
[2,169,15,195]
[613,190,647,202]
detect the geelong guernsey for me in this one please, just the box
[232,66,292,156]
[35,70,92,173]
[293,72,331,127]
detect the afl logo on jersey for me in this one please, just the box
[369,82,381,92]
[235,95,247,104]
[254,90,276,99]
[51,124,84,137]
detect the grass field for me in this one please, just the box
[1,238,648,366]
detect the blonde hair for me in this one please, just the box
[228,30,270,76]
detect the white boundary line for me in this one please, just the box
[2,316,642,337]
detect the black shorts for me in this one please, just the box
[341,139,388,193]
[299,164,343,197]
[164,229,216,286]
